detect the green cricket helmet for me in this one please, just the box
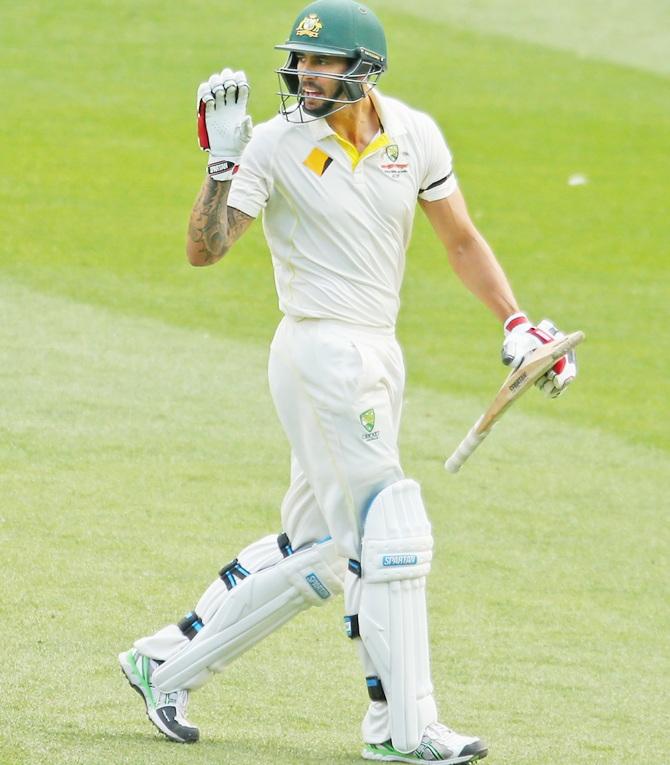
[275,0,387,121]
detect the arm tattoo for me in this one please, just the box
[187,177,253,264]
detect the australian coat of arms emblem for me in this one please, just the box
[296,14,323,37]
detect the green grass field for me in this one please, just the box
[1,1,668,764]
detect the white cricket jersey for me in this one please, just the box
[228,90,457,329]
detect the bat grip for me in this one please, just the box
[444,417,491,473]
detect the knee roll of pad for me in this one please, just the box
[358,479,437,753]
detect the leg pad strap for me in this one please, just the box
[366,675,387,702]
[177,611,204,641]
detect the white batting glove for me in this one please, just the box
[197,68,253,181]
[501,313,577,398]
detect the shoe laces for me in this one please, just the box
[424,722,455,742]
[142,654,188,714]
[157,688,188,712]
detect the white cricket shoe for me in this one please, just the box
[118,648,199,743]
[362,722,487,763]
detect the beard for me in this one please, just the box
[300,81,348,117]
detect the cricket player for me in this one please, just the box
[119,1,577,761]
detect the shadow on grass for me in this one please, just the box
[25,723,366,765]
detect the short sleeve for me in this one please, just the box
[417,116,457,202]
[227,126,274,218]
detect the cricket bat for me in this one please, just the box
[444,330,585,473]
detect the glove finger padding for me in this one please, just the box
[195,67,253,180]
[197,81,215,106]
[536,348,577,397]
[235,71,250,108]
[223,80,238,105]
[209,71,227,94]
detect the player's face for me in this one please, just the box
[296,53,349,113]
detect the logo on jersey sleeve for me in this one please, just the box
[304,147,334,176]
[296,14,323,37]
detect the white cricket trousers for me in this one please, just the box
[269,315,405,560]
[134,315,412,737]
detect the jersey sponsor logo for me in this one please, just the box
[304,147,333,177]
[296,14,323,38]
[382,554,419,567]
[305,572,331,599]
[360,408,380,441]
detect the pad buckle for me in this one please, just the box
[177,610,204,640]
[219,558,251,591]
[344,614,360,639]
[277,532,293,558]
[366,676,387,702]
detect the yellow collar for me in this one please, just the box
[333,131,391,170]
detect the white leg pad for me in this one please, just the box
[134,534,285,668]
[345,570,392,744]
[358,479,437,753]
[153,538,345,692]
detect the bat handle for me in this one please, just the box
[444,417,490,473]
